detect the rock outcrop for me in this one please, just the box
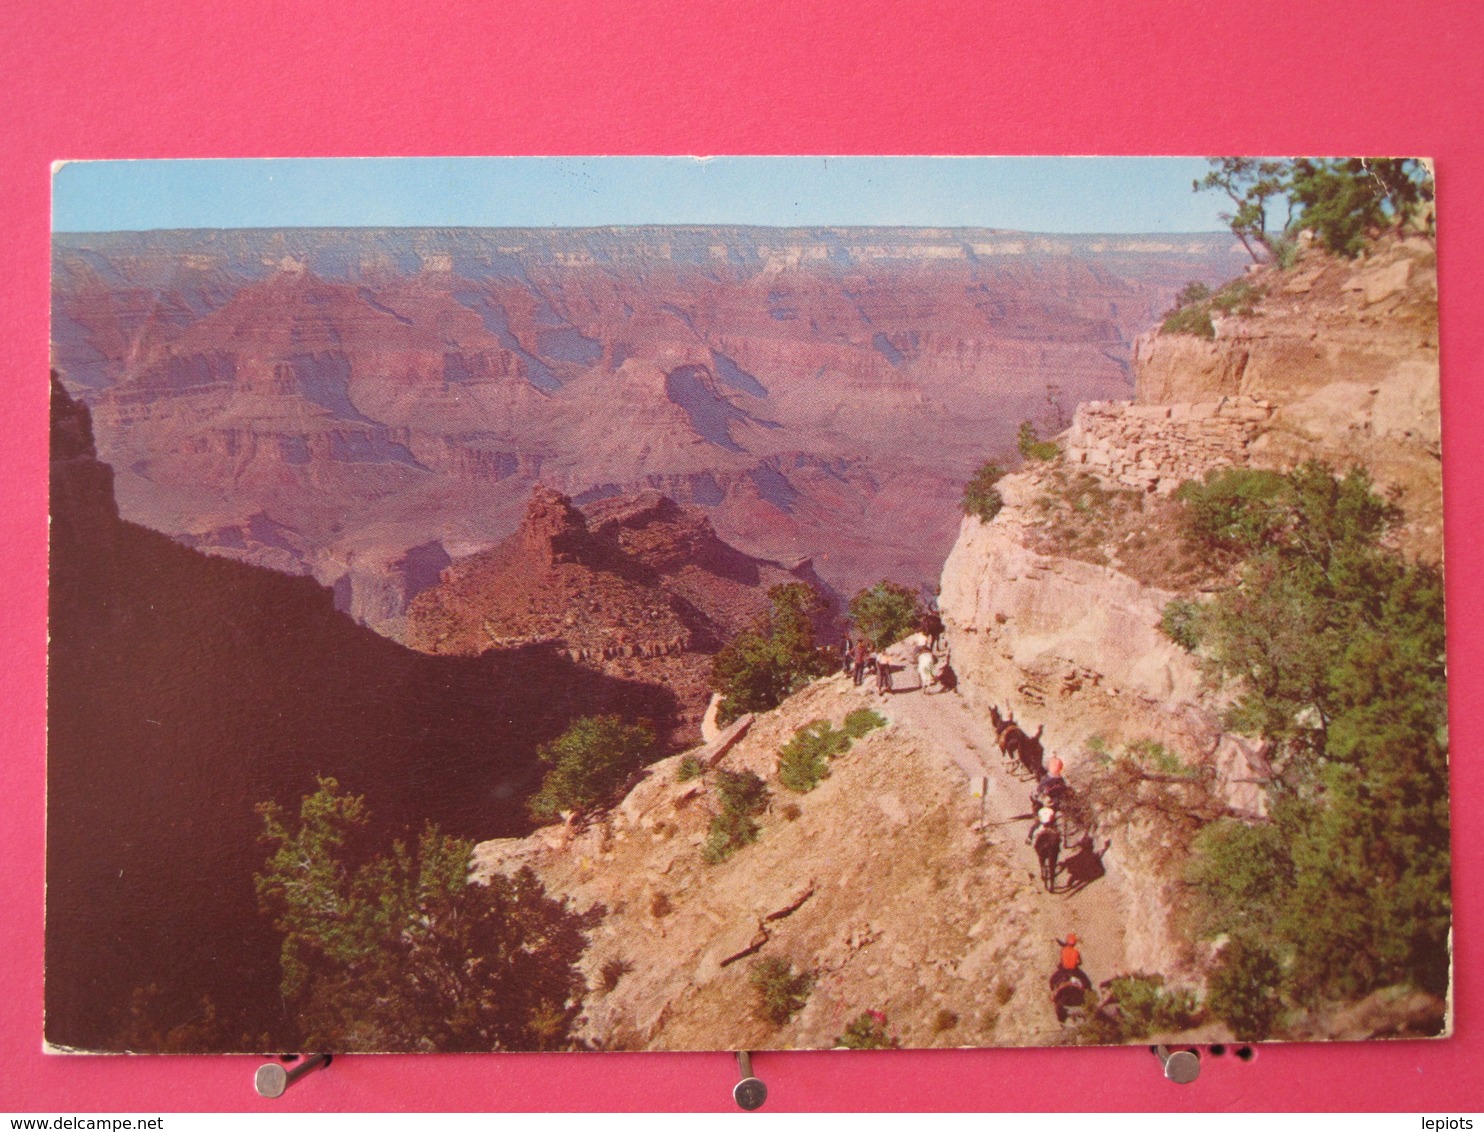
[406,485,834,738]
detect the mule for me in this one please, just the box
[1032,822,1061,892]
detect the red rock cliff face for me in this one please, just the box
[53,226,1248,607]
[406,485,834,739]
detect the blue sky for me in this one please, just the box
[52,156,1232,234]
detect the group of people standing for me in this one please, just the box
[840,611,956,697]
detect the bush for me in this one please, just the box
[1160,598,1204,652]
[837,1010,900,1049]
[849,580,923,649]
[1161,304,1215,338]
[1017,420,1061,461]
[1174,466,1289,555]
[842,708,887,739]
[1078,974,1202,1044]
[776,711,887,794]
[778,720,850,793]
[675,755,706,782]
[527,716,657,822]
[749,957,815,1026]
[962,461,1006,522]
[1207,937,1283,1040]
[255,778,597,1051]
[702,769,770,864]
[711,583,835,723]
[1210,278,1263,315]
[1176,281,1212,307]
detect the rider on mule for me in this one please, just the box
[1031,756,1070,812]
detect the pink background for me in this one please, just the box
[3,0,1482,1111]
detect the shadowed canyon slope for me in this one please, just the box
[52,226,1248,617]
[46,378,677,1051]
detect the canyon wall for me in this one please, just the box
[938,232,1441,977]
[52,226,1247,619]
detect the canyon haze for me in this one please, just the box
[52,226,1248,626]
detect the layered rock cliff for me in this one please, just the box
[46,377,678,1052]
[938,231,1441,986]
[53,225,1248,610]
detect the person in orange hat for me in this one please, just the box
[1058,932,1081,970]
[1048,932,1092,1017]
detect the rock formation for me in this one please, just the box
[406,485,835,739]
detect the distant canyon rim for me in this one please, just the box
[52,225,1249,627]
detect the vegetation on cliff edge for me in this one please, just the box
[1163,463,1449,1028]
[710,582,835,724]
[255,777,597,1051]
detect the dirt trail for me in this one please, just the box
[870,645,1133,1008]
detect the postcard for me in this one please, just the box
[47,156,1447,1053]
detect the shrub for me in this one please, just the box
[527,716,657,822]
[255,778,597,1052]
[711,583,835,723]
[1207,937,1283,1040]
[962,461,1006,522]
[1160,598,1204,652]
[1078,974,1202,1044]
[1174,466,1290,555]
[778,720,850,793]
[1017,420,1061,461]
[837,1010,900,1049]
[776,711,887,794]
[849,580,923,649]
[702,769,770,864]
[1210,277,1263,315]
[1176,281,1212,307]
[842,708,887,739]
[675,755,706,782]
[933,1009,959,1034]
[1161,303,1215,338]
[649,891,673,918]
[749,957,815,1026]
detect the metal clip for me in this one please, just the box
[733,1050,767,1110]
[254,1054,332,1098]
[1152,1044,1200,1084]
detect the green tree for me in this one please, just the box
[1206,936,1283,1040]
[1288,158,1433,257]
[711,582,834,722]
[255,778,598,1051]
[962,460,1006,522]
[1195,157,1295,263]
[1173,462,1450,1011]
[848,580,922,649]
[527,715,657,822]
